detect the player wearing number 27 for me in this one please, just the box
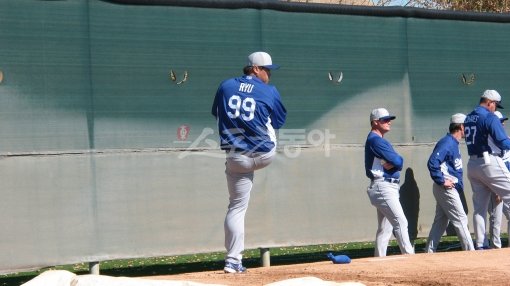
[464,90,510,250]
[365,108,414,257]
[211,51,287,273]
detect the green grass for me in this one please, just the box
[0,236,496,286]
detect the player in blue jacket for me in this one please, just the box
[487,111,510,248]
[425,113,474,252]
[365,108,414,257]
[465,90,510,250]
[212,51,286,273]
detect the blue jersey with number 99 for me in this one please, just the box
[212,75,287,153]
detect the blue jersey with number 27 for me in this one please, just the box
[464,106,510,156]
[211,75,287,152]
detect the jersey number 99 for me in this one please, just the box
[227,95,256,121]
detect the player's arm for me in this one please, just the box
[427,141,452,188]
[270,88,287,129]
[373,138,403,171]
[211,87,222,119]
[489,115,510,150]
[427,151,445,186]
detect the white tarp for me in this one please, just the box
[21,270,366,286]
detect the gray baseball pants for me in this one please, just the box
[224,147,276,264]
[425,184,474,252]
[467,155,510,249]
[367,180,414,256]
[488,192,510,248]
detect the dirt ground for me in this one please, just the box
[149,248,510,286]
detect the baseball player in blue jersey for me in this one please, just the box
[425,113,475,252]
[488,111,510,248]
[365,108,414,257]
[464,89,510,250]
[211,51,286,273]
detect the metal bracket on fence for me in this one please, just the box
[328,71,343,85]
[461,73,475,85]
[170,70,188,85]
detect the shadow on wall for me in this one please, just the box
[400,167,420,245]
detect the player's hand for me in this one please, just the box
[443,179,455,189]
[496,195,503,204]
[382,162,394,170]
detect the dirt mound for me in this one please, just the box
[149,248,510,286]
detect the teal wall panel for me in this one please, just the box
[407,18,510,141]
[2,1,510,152]
[0,0,92,152]
[88,2,265,149]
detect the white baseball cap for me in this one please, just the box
[370,108,396,122]
[494,111,509,122]
[247,51,280,70]
[482,89,503,109]
[450,113,466,124]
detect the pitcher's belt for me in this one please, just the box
[372,178,400,184]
